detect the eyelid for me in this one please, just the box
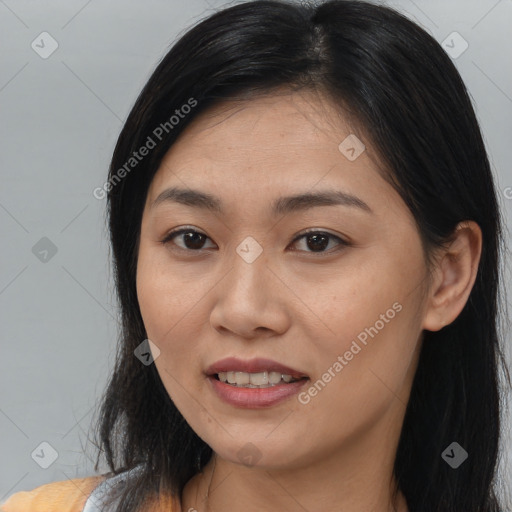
[290,228,349,246]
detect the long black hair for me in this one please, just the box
[89,1,511,510]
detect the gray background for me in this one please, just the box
[1,0,511,506]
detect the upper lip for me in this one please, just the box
[206,357,309,379]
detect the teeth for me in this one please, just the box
[250,371,268,385]
[268,371,282,384]
[216,371,300,387]
[235,371,250,386]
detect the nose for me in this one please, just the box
[209,246,291,339]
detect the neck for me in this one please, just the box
[180,409,409,512]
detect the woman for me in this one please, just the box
[2,0,509,511]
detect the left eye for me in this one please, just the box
[161,228,348,254]
[289,230,348,253]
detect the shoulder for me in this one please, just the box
[1,465,179,512]
[0,475,105,512]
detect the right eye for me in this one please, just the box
[160,226,217,252]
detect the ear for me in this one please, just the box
[422,221,482,332]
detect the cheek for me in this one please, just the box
[135,242,218,397]
[294,296,423,447]
[136,248,207,405]
[305,247,423,334]
[136,242,201,339]
[303,243,426,388]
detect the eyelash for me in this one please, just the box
[160,226,349,256]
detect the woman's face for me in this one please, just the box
[136,91,431,469]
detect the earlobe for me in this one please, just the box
[422,221,482,332]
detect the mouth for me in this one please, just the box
[205,357,309,390]
[205,357,310,408]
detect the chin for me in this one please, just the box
[207,437,308,470]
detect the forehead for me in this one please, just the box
[168,90,352,159]
[150,91,376,186]
[145,90,409,223]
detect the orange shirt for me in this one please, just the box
[1,476,104,512]
[0,474,178,512]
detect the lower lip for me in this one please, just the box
[207,375,309,409]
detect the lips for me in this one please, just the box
[205,357,309,380]
[206,357,310,408]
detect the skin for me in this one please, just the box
[136,89,482,512]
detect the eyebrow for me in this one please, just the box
[151,186,372,215]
